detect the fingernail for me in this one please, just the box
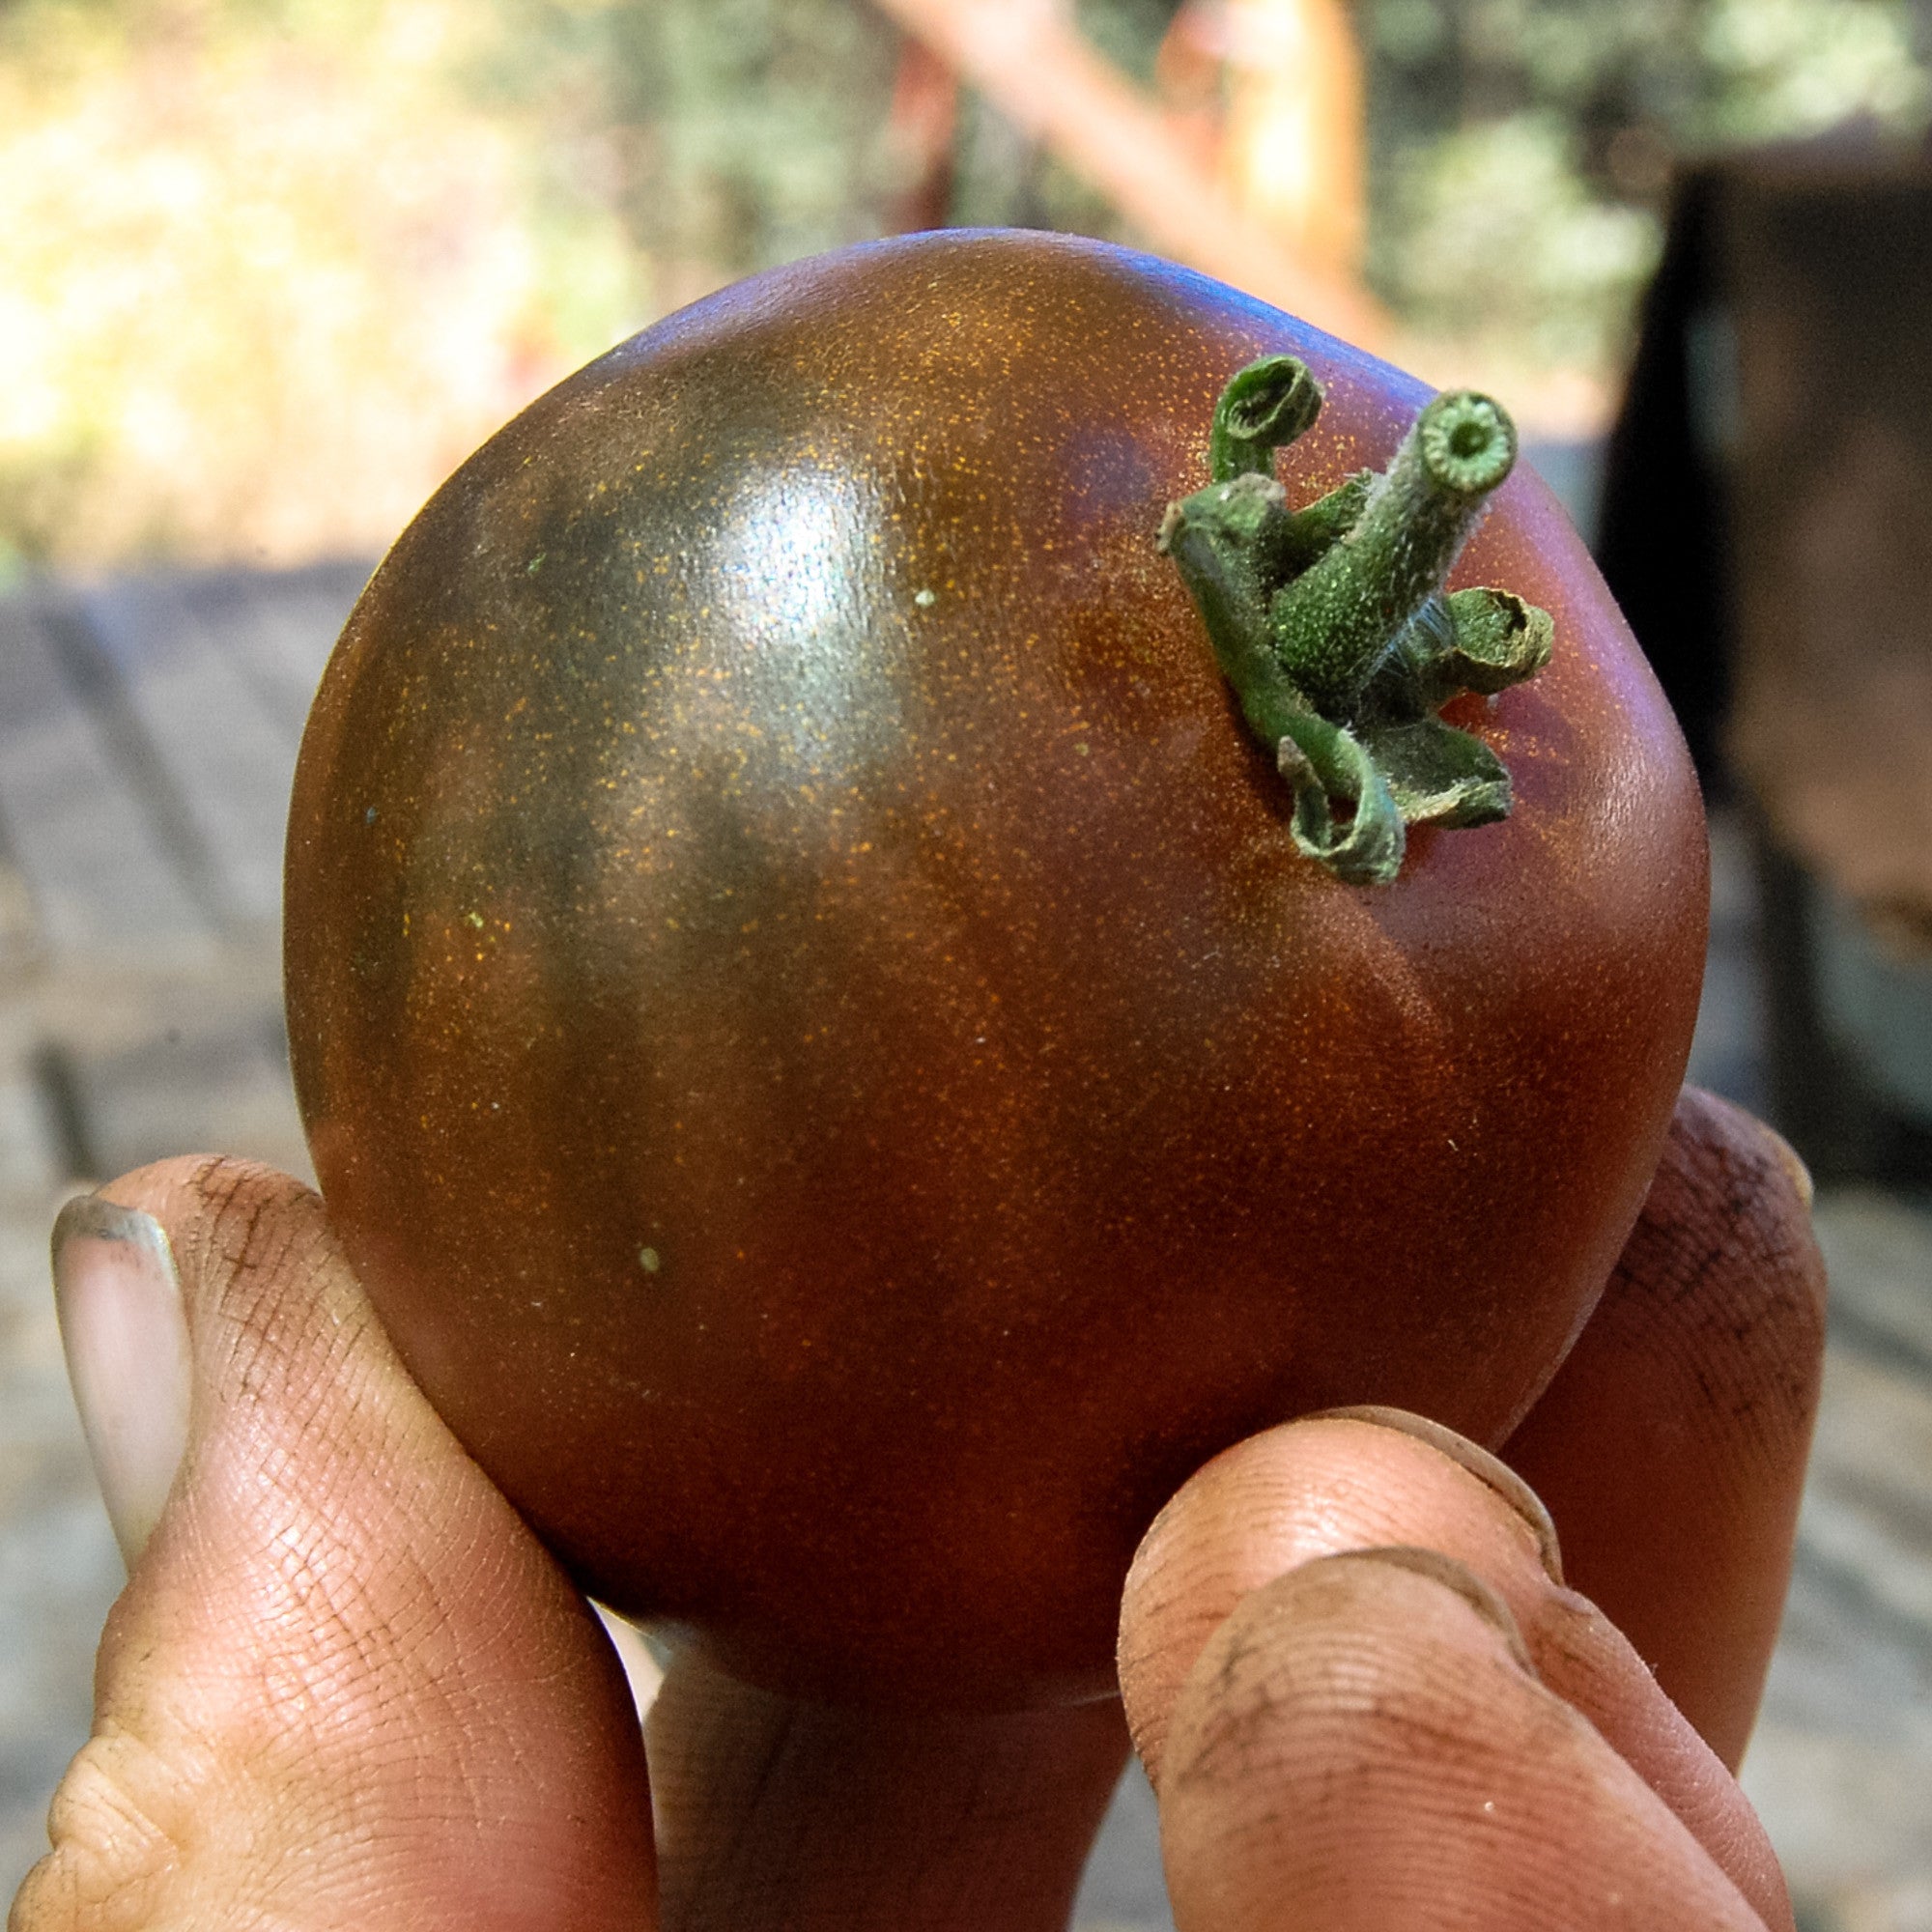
[1340,1546,1539,1677]
[52,1196,191,1572]
[1302,1406,1564,1584]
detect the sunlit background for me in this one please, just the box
[3,0,1927,575]
[6,4,1932,1928]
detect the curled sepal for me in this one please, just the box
[1157,473,1295,738]
[1365,587,1554,722]
[1267,470,1373,579]
[1361,717,1513,829]
[1275,714,1406,886]
[1208,356,1324,483]
[1433,587,1553,698]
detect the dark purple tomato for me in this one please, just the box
[283,229,1706,1709]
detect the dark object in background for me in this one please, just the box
[1599,147,1932,1182]
[1596,166,1735,791]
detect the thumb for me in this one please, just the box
[13,1157,655,1932]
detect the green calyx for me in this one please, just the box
[1158,355,1552,886]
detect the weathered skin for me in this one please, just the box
[284,230,1707,1709]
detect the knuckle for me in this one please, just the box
[10,1729,182,1932]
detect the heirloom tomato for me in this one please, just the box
[284,229,1706,1709]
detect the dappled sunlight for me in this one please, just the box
[0,0,646,568]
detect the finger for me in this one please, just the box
[13,1158,655,1932]
[640,1640,1129,1932]
[1156,1550,1769,1931]
[1120,1413,1792,1930]
[1504,1086,1826,1769]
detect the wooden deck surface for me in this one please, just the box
[1,562,1929,1929]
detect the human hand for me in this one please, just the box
[1122,1095,1820,1932]
[11,1088,1821,1931]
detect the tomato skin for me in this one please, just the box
[285,229,1706,1709]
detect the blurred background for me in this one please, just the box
[4,1,1932,1925]
[6,0,1930,576]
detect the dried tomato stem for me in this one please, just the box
[1158,357,1552,887]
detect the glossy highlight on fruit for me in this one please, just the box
[284,230,1707,1709]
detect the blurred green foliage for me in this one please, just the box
[1,0,1926,565]
[471,0,899,288]
[1367,0,1930,364]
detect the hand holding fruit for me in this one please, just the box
[17,1089,1818,1930]
[15,234,1816,1930]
